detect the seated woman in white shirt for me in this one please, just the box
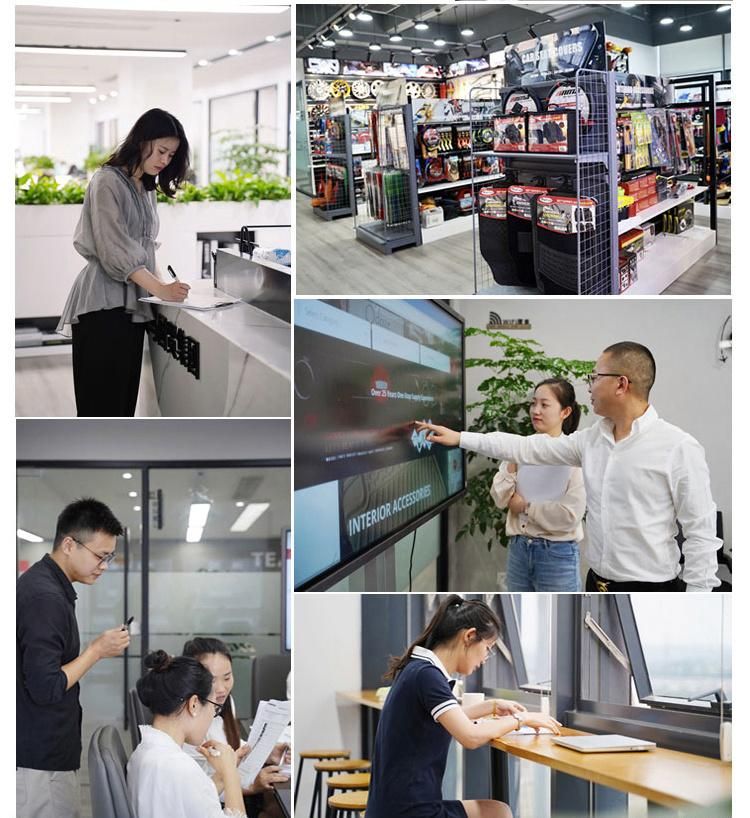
[128,650,247,818]
[490,378,586,592]
[182,637,289,818]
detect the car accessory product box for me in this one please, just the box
[508,184,549,286]
[508,184,549,221]
[493,115,527,151]
[528,111,578,153]
[536,194,597,234]
[478,185,519,286]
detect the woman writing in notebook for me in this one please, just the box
[57,108,191,417]
[365,596,560,818]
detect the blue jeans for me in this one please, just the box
[506,535,581,592]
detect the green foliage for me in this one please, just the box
[84,147,111,173]
[22,155,55,172]
[15,174,86,205]
[218,131,289,176]
[458,327,595,551]
[205,169,290,202]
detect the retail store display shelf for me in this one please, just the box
[356,221,420,253]
[621,225,715,296]
[418,173,505,194]
[420,214,474,244]
[473,150,609,164]
[617,185,707,235]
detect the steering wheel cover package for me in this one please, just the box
[493,115,527,152]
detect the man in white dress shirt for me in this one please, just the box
[418,342,722,592]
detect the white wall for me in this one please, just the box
[16,418,291,461]
[294,594,361,812]
[448,299,732,590]
[608,36,660,76]
[660,34,730,77]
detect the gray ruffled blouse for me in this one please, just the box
[57,165,160,337]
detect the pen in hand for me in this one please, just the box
[163,265,190,302]
[122,615,135,631]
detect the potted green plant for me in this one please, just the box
[458,327,595,550]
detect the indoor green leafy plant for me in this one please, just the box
[218,131,289,176]
[15,174,87,204]
[458,327,595,550]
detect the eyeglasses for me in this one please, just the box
[585,372,624,388]
[204,698,224,717]
[70,536,117,567]
[484,643,498,660]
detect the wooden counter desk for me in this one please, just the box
[491,727,731,810]
[337,690,383,710]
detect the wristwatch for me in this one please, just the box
[513,713,523,731]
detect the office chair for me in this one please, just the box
[88,726,136,818]
[250,653,291,719]
[127,688,153,752]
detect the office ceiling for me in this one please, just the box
[297,3,731,62]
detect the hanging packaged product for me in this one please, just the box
[507,184,549,286]
[662,201,694,234]
[382,169,411,227]
[493,115,527,151]
[533,195,596,294]
[503,87,541,115]
[445,155,460,182]
[418,124,441,158]
[478,185,521,286]
[455,124,472,151]
[528,112,578,153]
[472,121,495,151]
[547,80,593,125]
[646,109,670,167]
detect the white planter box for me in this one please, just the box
[15,199,291,320]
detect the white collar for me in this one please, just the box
[411,645,453,681]
[139,724,183,750]
[602,404,658,441]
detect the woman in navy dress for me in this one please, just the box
[366,596,561,818]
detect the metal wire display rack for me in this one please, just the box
[312,112,356,221]
[470,68,618,295]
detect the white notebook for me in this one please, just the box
[552,734,656,753]
[140,294,241,311]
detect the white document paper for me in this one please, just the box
[506,725,555,736]
[516,464,572,503]
[238,699,291,789]
[139,294,241,311]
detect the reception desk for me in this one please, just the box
[149,288,290,417]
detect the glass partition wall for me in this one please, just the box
[16,461,290,740]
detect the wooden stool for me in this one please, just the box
[295,750,351,807]
[309,759,371,818]
[327,790,368,818]
[325,774,371,818]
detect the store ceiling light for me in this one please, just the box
[98,93,107,101]
[230,502,270,532]
[321,38,336,47]
[197,58,209,66]
[348,11,357,20]
[659,17,674,25]
[461,27,474,37]
[265,35,276,42]
[128,491,138,498]
[433,37,446,47]
[122,472,133,479]
[680,23,693,32]
[414,20,429,31]
[133,505,141,512]
[717,4,730,11]
[235,501,245,507]
[227,48,241,56]
[369,42,382,51]
[16,1,288,11]
[16,83,95,93]
[109,90,118,97]
[16,45,186,58]
[15,95,72,102]
[357,11,373,21]
[188,502,211,529]
[17,528,44,542]
[389,33,403,42]
[620,2,637,7]
[186,525,203,543]
[411,46,422,54]
[339,28,353,38]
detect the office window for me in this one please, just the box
[209,90,256,177]
[513,595,552,690]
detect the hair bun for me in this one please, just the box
[144,649,172,672]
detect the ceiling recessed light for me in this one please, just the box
[680,23,693,32]
[16,84,96,93]
[357,11,373,21]
[414,21,429,31]
[717,4,730,11]
[17,528,44,543]
[122,472,133,479]
[16,45,186,58]
[411,46,422,54]
[321,38,335,47]
[128,491,138,498]
[109,90,118,97]
[369,42,382,51]
[389,33,403,42]
[188,502,211,529]
[460,27,474,37]
[265,35,276,42]
[98,93,107,101]
[339,28,353,37]
[186,525,203,543]
[228,48,241,56]
[433,38,446,47]
[660,17,674,25]
[133,505,141,512]
[235,501,245,507]
[348,11,357,20]
[620,2,637,7]
[230,502,270,532]
[197,58,209,66]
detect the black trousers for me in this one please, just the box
[585,568,686,593]
[72,307,146,417]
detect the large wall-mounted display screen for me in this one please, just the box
[294,299,465,589]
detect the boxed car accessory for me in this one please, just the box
[503,87,541,115]
[493,115,527,151]
[533,194,596,294]
[478,185,521,286]
[508,183,549,286]
[619,228,645,260]
[528,112,577,153]
[472,122,495,151]
[618,251,638,292]
[420,206,444,229]
[662,201,694,234]
[547,80,593,125]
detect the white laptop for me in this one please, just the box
[552,734,656,753]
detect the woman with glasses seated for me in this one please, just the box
[366,596,560,818]
[128,650,246,818]
[489,378,586,592]
[182,638,289,818]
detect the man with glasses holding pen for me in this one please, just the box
[417,341,722,592]
[17,498,130,818]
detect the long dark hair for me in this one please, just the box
[136,650,212,716]
[182,637,241,750]
[535,377,581,435]
[105,108,189,198]
[385,595,500,681]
